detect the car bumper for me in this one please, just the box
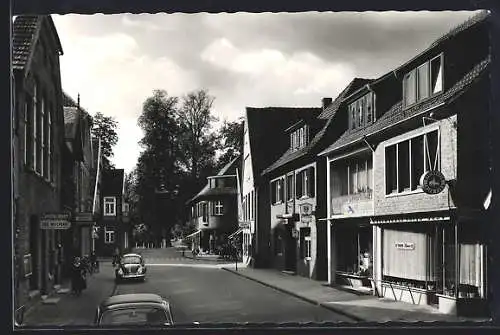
[117,273,146,279]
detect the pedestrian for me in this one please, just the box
[112,247,120,267]
[90,251,99,273]
[71,256,85,296]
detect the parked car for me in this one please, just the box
[95,293,174,326]
[115,253,147,282]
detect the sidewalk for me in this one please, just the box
[222,267,491,323]
[21,261,116,327]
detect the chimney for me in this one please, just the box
[322,97,332,109]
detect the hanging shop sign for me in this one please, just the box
[420,170,446,195]
[40,213,71,230]
[395,242,415,250]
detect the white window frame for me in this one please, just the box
[104,197,117,216]
[47,107,52,181]
[40,97,45,177]
[214,200,224,216]
[403,53,444,108]
[384,125,441,197]
[24,101,28,165]
[271,177,284,205]
[104,227,115,244]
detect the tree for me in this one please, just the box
[135,90,182,245]
[91,111,119,170]
[216,117,244,169]
[177,89,220,182]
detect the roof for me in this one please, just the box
[261,118,328,176]
[187,155,241,204]
[395,10,489,74]
[102,169,125,195]
[63,106,80,140]
[317,78,373,120]
[122,253,142,258]
[246,107,322,179]
[12,15,63,72]
[319,56,490,156]
[100,294,164,308]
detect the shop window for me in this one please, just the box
[403,54,443,108]
[105,227,115,244]
[104,197,116,216]
[385,129,440,195]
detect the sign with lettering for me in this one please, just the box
[420,170,446,195]
[74,212,93,222]
[395,242,415,250]
[40,213,71,230]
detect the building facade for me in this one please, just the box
[12,15,65,315]
[185,156,241,254]
[95,169,131,257]
[241,108,319,268]
[319,11,491,316]
[61,94,96,267]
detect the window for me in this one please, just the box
[104,197,116,216]
[290,126,309,151]
[40,97,45,176]
[214,200,224,215]
[296,167,315,199]
[286,174,294,201]
[104,227,115,244]
[271,178,284,205]
[24,99,31,166]
[47,106,52,181]
[33,82,38,172]
[403,54,443,107]
[385,129,440,195]
[349,92,376,130]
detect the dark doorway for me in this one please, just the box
[29,215,39,291]
[284,224,297,272]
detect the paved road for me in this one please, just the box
[114,248,353,324]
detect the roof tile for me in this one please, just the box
[12,16,39,70]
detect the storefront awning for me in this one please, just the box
[185,230,201,239]
[370,215,451,225]
[228,228,244,239]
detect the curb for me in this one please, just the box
[222,267,365,322]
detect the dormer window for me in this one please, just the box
[290,125,309,151]
[349,92,376,130]
[403,53,443,108]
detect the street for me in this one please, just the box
[23,248,353,326]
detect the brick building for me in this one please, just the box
[319,11,491,316]
[12,15,65,316]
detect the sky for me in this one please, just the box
[49,11,482,174]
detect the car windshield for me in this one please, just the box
[100,307,170,325]
[121,256,141,264]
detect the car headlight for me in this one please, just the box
[137,266,143,274]
[118,268,123,275]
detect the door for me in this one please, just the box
[284,224,297,272]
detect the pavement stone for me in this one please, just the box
[222,267,491,324]
[20,261,117,327]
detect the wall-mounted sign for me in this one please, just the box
[420,170,446,195]
[239,221,251,229]
[395,242,415,250]
[74,212,93,222]
[299,203,313,223]
[40,213,71,230]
